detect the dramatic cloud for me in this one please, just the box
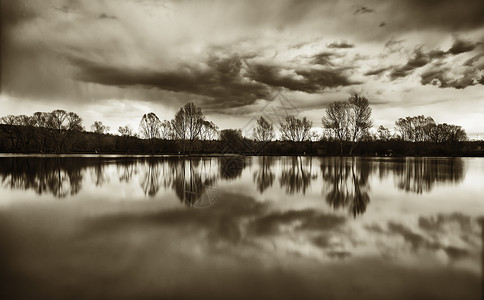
[353,6,375,15]
[420,66,484,89]
[327,41,355,49]
[70,54,272,108]
[364,67,392,76]
[448,38,481,55]
[389,48,434,79]
[388,0,484,31]
[1,0,484,136]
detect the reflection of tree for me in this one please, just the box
[170,158,217,206]
[0,157,84,198]
[321,157,371,217]
[393,157,464,194]
[219,156,246,181]
[90,161,109,187]
[253,156,275,193]
[279,156,316,195]
[139,158,161,197]
[116,159,137,183]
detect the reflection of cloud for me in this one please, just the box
[366,213,480,263]
[249,209,346,236]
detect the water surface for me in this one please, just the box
[0,155,483,299]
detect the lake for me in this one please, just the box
[0,155,483,299]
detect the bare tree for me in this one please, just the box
[428,123,467,143]
[322,101,351,153]
[253,116,275,142]
[377,125,392,141]
[171,102,205,153]
[348,94,373,153]
[139,112,161,140]
[160,120,173,140]
[280,115,312,142]
[0,115,21,151]
[91,121,110,134]
[395,115,435,142]
[47,110,83,153]
[322,94,373,154]
[33,112,50,152]
[118,125,134,137]
[91,121,110,152]
[201,120,218,140]
[17,115,37,152]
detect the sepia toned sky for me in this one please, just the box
[1,0,484,138]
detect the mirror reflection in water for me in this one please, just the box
[0,155,481,300]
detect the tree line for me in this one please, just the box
[0,95,478,155]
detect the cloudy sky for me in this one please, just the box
[1,0,484,138]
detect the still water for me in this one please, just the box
[0,155,483,299]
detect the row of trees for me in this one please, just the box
[0,110,83,153]
[0,96,470,154]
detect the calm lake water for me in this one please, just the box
[0,155,483,299]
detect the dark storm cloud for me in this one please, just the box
[389,48,432,79]
[311,52,336,66]
[70,48,357,106]
[98,13,117,20]
[327,41,354,49]
[420,66,484,89]
[70,55,272,108]
[448,38,481,55]
[247,63,356,93]
[384,39,405,52]
[364,66,392,76]
[0,1,38,27]
[387,39,481,80]
[463,53,484,66]
[353,5,375,15]
[389,0,484,31]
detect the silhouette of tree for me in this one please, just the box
[377,125,392,141]
[33,112,50,152]
[0,115,21,151]
[322,94,373,154]
[91,121,110,134]
[160,120,174,140]
[118,125,134,137]
[171,102,205,153]
[201,120,218,140]
[91,121,110,152]
[46,110,83,153]
[280,115,312,142]
[427,123,467,143]
[253,116,275,142]
[139,112,161,140]
[395,115,435,142]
